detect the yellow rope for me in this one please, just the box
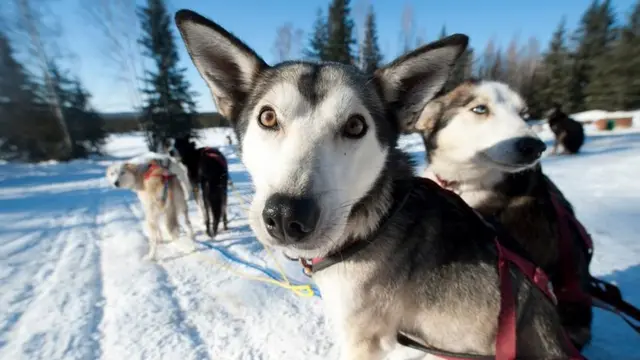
[172,241,315,298]
[181,146,315,298]
[226,180,315,298]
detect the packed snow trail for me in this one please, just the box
[0,127,639,359]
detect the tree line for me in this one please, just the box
[1,0,198,161]
[2,0,639,161]
[283,0,640,118]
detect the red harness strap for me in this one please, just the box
[429,175,586,360]
[143,162,175,202]
[202,147,227,167]
[549,190,594,304]
[496,239,586,360]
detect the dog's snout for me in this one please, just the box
[262,194,320,243]
[514,137,546,161]
[114,180,120,187]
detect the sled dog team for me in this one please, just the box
[105,137,230,261]
[103,8,639,360]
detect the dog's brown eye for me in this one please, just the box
[471,105,488,115]
[258,106,278,130]
[342,115,368,139]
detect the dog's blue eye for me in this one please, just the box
[471,105,488,114]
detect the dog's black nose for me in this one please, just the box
[114,180,120,187]
[514,137,546,161]
[262,194,320,243]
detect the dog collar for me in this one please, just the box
[434,173,459,192]
[297,180,414,277]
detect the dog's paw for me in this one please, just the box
[142,253,156,262]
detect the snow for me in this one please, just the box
[570,109,640,124]
[1,125,639,360]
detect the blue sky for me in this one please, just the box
[52,0,636,113]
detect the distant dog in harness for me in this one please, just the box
[169,137,229,238]
[105,159,195,261]
[418,80,640,351]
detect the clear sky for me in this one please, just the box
[51,0,636,113]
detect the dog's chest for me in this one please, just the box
[314,271,359,325]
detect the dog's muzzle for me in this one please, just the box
[261,194,320,244]
[113,180,120,187]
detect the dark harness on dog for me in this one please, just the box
[202,147,227,168]
[144,161,175,203]
[545,178,640,334]
[296,178,586,360]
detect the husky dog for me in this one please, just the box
[418,80,593,349]
[546,103,585,155]
[175,10,580,359]
[168,136,229,238]
[106,152,192,201]
[106,159,195,260]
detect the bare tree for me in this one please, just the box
[399,2,416,54]
[353,0,370,67]
[272,23,304,62]
[14,0,72,157]
[415,27,427,48]
[80,0,146,138]
[80,0,143,108]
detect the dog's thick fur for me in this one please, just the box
[175,10,578,359]
[106,160,194,260]
[547,103,585,154]
[169,137,229,238]
[419,80,592,350]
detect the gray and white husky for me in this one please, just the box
[175,10,578,359]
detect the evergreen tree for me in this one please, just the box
[438,25,447,39]
[0,31,33,158]
[48,61,106,157]
[618,0,640,109]
[538,18,572,110]
[360,6,383,74]
[583,0,619,110]
[325,0,356,64]
[569,0,617,112]
[304,8,328,61]
[0,31,56,161]
[137,0,197,151]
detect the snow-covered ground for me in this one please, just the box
[1,126,639,360]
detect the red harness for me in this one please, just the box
[144,161,175,202]
[202,147,227,168]
[301,178,585,360]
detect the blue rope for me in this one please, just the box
[195,240,322,298]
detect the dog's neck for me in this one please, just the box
[425,160,541,215]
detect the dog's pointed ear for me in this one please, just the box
[414,100,444,133]
[175,9,269,120]
[375,34,468,131]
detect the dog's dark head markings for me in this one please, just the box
[174,9,467,258]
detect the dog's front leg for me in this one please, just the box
[339,333,389,360]
[337,316,395,360]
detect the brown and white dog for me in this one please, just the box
[106,159,195,260]
[416,80,594,350]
